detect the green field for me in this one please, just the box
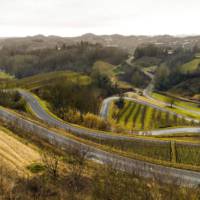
[109,100,193,131]
[179,58,200,74]
[152,92,200,113]
[0,71,14,80]
[93,61,116,77]
[7,71,91,90]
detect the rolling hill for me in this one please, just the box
[1,34,200,53]
[8,71,91,90]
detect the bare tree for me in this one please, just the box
[42,151,60,180]
[66,147,90,192]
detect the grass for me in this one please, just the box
[27,163,45,173]
[93,60,133,89]
[0,71,14,80]
[109,100,190,131]
[179,58,200,74]
[8,70,91,90]
[151,92,200,120]
[93,61,116,77]
[176,143,200,166]
[0,126,40,173]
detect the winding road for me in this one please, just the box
[1,101,200,186]
[0,56,199,185]
[20,90,200,138]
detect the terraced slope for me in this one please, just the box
[109,100,192,131]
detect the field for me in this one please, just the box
[109,100,192,131]
[7,70,91,90]
[179,58,200,74]
[0,71,14,80]
[0,126,40,173]
[169,77,200,100]
[152,92,200,113]
[93,60,133,89]
[93,61,116,77]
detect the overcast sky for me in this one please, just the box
[0,0,200,37]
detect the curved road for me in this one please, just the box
[1,104,200,186]
[20,90,200,137]
[19,90,169,142]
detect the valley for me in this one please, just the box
[1,35,200,199]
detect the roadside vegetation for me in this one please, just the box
[0,122,200,199]
[0,90,26,111]
[24,70,119,131]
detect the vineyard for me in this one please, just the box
[109,100,195,131]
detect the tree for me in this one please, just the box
[42,152,60,179]
[167,98,175,108]
[115,93,125,109]
[66,147,90,192]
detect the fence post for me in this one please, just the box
[171,141,176,163]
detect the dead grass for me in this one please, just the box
[0,128,40,174]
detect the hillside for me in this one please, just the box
[0,42,128,78]
[11,70,91,90]
[169,77,200,100]
[108,100,192,131]
[0,126,40,173]
[1,34,200,53]
[92,61,133,89]
[179,58,200,74]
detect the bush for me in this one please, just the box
[82,113,110,131]
[0,90,26,111]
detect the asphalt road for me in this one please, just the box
[19,90,169,142]
[1,106,200,186]
[19,89,200,139]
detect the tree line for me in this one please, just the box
[0,42,128,78]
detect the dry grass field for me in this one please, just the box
[0,127,40,173]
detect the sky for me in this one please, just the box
[0,0,200,37]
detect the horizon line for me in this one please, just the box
[1,33,200,39]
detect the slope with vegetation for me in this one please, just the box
[0,42,128,78]
[0,126,40,173]
[1,119,200,199]
[108,100,194,131]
